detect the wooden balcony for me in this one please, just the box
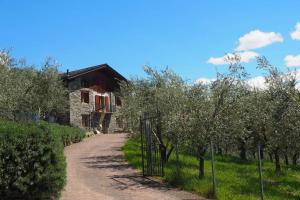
[95,105,116,113]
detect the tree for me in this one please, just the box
[29,58,69,120]
[257,56,298,171]
[120,55,300,175]
[119,66,188,162]
[0,50,68,122]
[0,50,37,120]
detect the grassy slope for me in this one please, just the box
[122,136,300,200]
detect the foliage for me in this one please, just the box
[119,66,188,162]
[0,120,85,200]
[119,55,300,176]
[123,136,300,200]
[0,50,68,121]
[41,122,86,146]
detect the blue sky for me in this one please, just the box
[1,0,300,83]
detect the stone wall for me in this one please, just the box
[68,77,122,133]
[69,78,94,128]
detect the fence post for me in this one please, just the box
[175,135,180,178]
[140,115,145,176]
[258,143,264,200]
[145,113,153,175]
[210,140,217,198]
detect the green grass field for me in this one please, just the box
[122,136,300,200]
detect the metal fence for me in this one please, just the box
[140,113,164,176]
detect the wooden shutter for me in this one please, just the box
[99,96,102,111]
[95,95,100,111]
[105,96,109,112]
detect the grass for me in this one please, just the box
[122,136,300,200]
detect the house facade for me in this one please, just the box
[62,64,127,133]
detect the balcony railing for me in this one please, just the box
[94,93,119,113]
[95,104,116,113]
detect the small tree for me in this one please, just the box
[0,51,68,122]
[257,56,298,171]
[29,58,69,120]
[119,66,188,162]
[188,54,248,178]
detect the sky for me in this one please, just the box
[1,0,300,85]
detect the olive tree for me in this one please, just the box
[0,50,68,121]
[119,66,188,162]
[257,56,299,171]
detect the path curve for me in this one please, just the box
[61,133,204,200]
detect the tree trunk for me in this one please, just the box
[199,156,205,178]
[217,146,223,155]
[284,154,289,166]
[274,150,281,172]
[161,144,174,163]
[260,146,264,159]
[160,145,167,163]
[198,146,206,179]
[166,146,174,162]
[239,145,247,160]
[292,154,298,166]
[175,141,180,178]
[269,153,273,162]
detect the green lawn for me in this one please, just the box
[122,136,300,200]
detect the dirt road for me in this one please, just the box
[60,133,204,200]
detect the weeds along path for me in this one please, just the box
[60,133,204,200]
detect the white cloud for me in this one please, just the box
[195,77,215,85]
[207,51,259,65]
[295,71,300,90]
[196,71,300,90]
[295,70,300,80]
[207,56,228,65]
[239,51,260,62]
[284,54,300,67]
[195,76,267,89]
[246,76,267,90]
[291,22,300,40]
[235,30,283,51]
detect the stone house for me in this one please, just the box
[61,64,127,133]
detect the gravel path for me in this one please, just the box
[60,133,205,200]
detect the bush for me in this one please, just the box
[0,120,85,200]
[41,122,85,146]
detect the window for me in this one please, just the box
[82,115,90,127]
[81,91,89,103]
[81,80,89,88]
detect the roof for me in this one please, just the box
[61,64,127,82]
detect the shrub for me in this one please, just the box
[41,122,85,146]
[0,120,85,199]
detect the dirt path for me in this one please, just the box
[60,133,204,200]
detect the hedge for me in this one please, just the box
[41,122,86,147]
[0,120,85,200]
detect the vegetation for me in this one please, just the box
[123,136,300,200]
[120,55,300,198]
[0,120,85,200]
[120,55,300,172]
[0,50,68,121]
[0,50,85,199]
[41,122,86,146]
